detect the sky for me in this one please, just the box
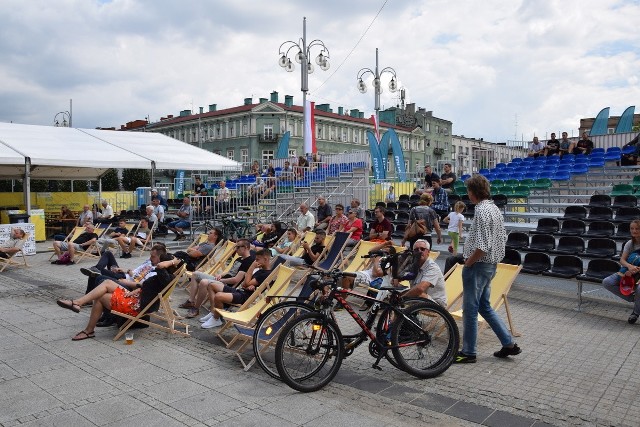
[1,0,639,143]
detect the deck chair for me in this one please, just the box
[227,273,318,371]
[180,240,237,288]
[214,265,295,348]
[312,231,351,271]
[112,265,189,341]
[288,232,316,258]
[133,221,156,257]
[449,263,522,337]
[48,226,85,261]
[0,232,30,272]
[74,227,108,264]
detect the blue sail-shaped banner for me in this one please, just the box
[615,106,635,134]
[378,130,390,172]
[366,130,385,181]
[387,128,407,182]
[275,131,290,159]
[590,107,610,136]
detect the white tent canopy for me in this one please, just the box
[0,122,242,213]
[0,122,241,179]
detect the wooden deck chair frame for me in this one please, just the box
[49,226,85,261]
[133,221,157,256]
[74,227,108,264]
[180,240,236,288]
[449,263,522,337]
[214,265,295,347]
[0,232,30,272]
[112,265,190,341]
[288,232,316,258]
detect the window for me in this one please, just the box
[230,123,235,137]
[288,149,297,158]
[264,124,273,140]
[288,123,294,136]
[608,128,615,134]
[242,124,248,135]
[262,150,274,165]
[216,126,221,138]
[191,129,196,143]
[425,123,430,132]
[241,149,249,164]
[341,129,347,142]
[213,150,221,155]
[227,149,235,160]
[354,130,359,144]
[435,125,440,134]
[316,125,323,139]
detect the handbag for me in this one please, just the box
[404,219,427,240]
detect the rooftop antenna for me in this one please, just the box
[400,88,406,110]
[514,113,518,141]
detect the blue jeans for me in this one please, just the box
[168,220,190,229]
[461,262,513,356]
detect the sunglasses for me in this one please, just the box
[335,207,343,210]
[414,247,428,252]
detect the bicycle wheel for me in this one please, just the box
[252,301,315,380]
[275,312,344,392]
[391,301,459,379]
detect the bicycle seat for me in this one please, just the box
[378,285,408,293]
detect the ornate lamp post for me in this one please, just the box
[278,17,330,154]
[356,48,398,130]
[53,111,71,127]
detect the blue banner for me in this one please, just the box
[378,131,389,171]
[366,130,385,181]
[387,128,407,182]
[175,170,185,195]
[275,131,290,159]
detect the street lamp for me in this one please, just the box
[356,48,398,127]
[54,111,71,127]
[278,17,330,154]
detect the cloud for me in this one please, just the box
[0,0,638,143]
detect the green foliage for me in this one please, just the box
[122,169,150,191]
[0,180,18,192]
[30,180,48,192]
[100,169,121,191]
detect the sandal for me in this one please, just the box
[56,299,81,313]
[72,330,95,341]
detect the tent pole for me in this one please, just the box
[98,178,102,207]
[151,161,156,188]
[24,157,31,216]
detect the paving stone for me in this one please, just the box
[140,377,209,404]
[484,409,537,427]
[73,395,150,426]
[444,401,494,424]
[168,390,245,421]
[260,393,334,424]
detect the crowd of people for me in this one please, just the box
[528,132,594,157]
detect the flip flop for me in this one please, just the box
[72,330,95,341]
[56,299,80,313]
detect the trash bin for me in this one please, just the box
[9,214,30,224]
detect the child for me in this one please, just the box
[444,201,465,254]
[271,228,297,256]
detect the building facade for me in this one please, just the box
[121,91,454,175]
[451,135,528,176]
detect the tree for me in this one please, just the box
[122,169,150,191]
[100,169,120,191]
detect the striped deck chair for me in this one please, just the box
[449,263,522,337]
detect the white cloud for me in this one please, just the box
[0,0,638,143]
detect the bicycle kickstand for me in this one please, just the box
[371,353,385,371]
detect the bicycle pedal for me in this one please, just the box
[371,363,383,371]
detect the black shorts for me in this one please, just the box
[221,285,250,304]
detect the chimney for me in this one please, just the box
[167,114,173,119]
[338,106,344,115]
[270,91,279,103]
[284,95,294,107]
[359,112,364,119]
[179,109,191,117]
[199,106,204,114]
[259,97,268,104]
[350,109,360,118]
[244,97,252,105]
[209,104,217,112]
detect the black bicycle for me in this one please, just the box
[272,268,459,392]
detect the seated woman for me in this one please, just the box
[602,220,640,324]
[56,246,181,341]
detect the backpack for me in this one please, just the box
[57,252,72,264]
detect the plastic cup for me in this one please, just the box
[125,332,134,345]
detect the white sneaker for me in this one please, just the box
[199,312,213,323]
[201,317,223,329]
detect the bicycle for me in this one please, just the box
[273,268,460,392]
[219,215,251,241]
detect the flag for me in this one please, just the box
[371,114,380,142]
[304,100,316,154]
[275,131,290,159]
